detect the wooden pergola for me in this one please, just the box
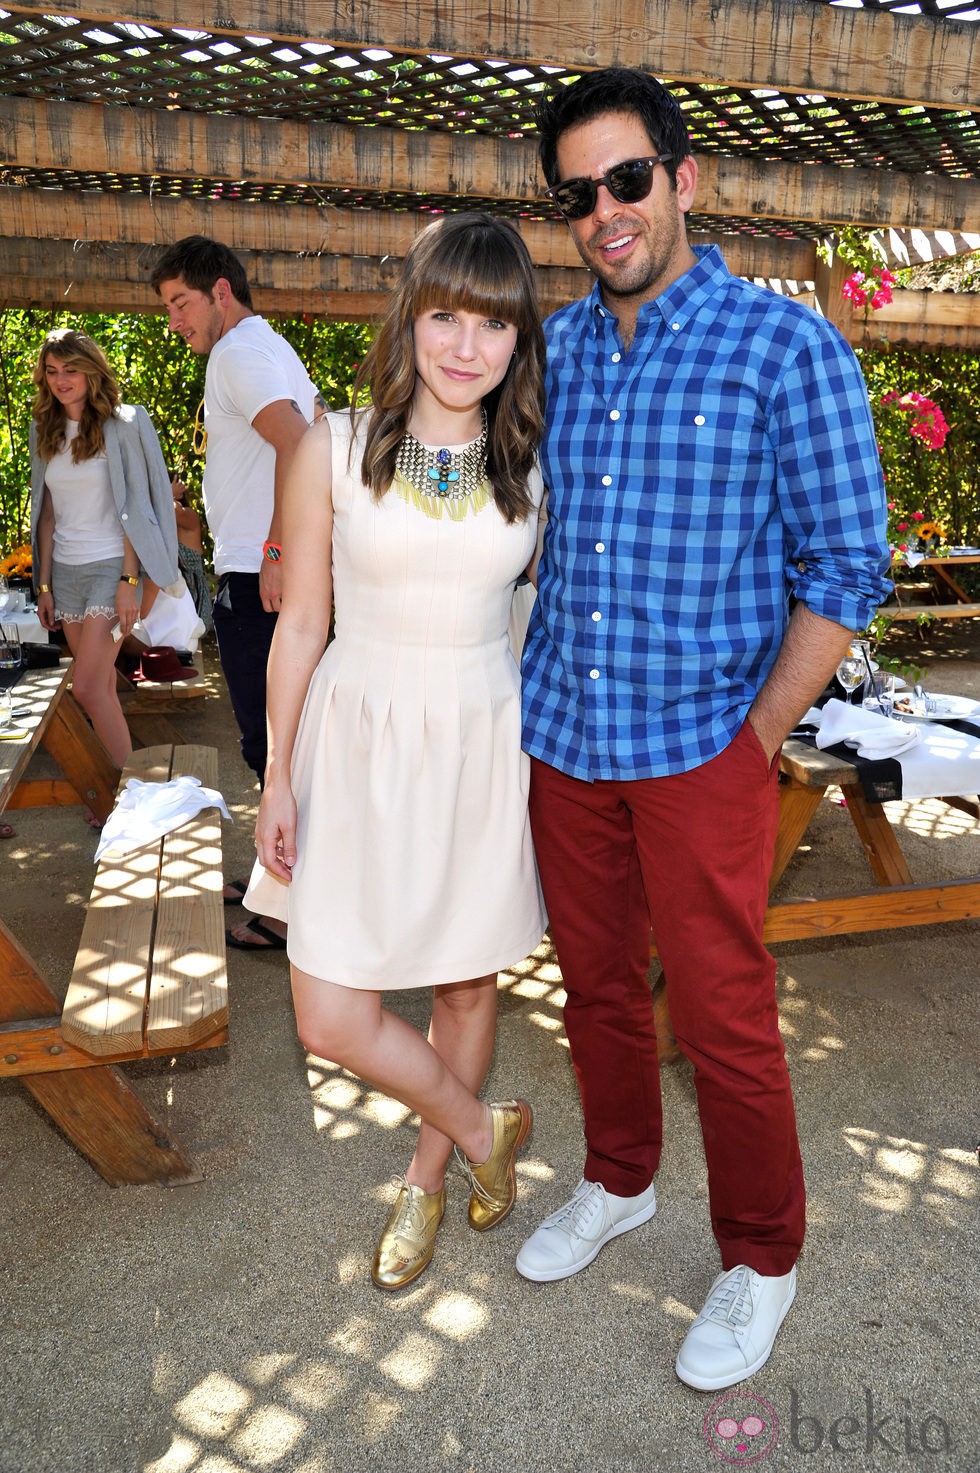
[0,0,978,345]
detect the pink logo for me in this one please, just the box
[704,1392,780,1464]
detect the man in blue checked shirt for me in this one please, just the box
[517,68,891,1391]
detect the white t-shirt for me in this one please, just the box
[203,316,318,575]
[45,421,124,565]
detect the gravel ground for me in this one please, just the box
[1,622,977,1473]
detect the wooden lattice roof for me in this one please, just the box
[1,0,978,344]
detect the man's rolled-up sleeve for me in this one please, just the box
[772,323,893,632]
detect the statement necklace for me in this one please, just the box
[394,411,490,519]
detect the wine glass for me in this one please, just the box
[0,576,10,618]
[835,645,866,704]
[0,633,22,728]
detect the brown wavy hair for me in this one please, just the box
[31,328,121,463]
[350,213,545,523]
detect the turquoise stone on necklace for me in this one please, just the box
[429,449,460,494]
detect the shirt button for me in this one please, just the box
[589,669,600,680]
[694,414,706,425]
[611,352,621,363]
[671,322,680,331]
[591,611,602,622]
[595,542,605,553]
[609,410,620,421]
[601,475,612,486]
[121,512,128,520]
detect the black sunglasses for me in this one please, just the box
[547,154,674,221]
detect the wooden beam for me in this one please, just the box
[0,236,595,316]
[0,234,399,297]
[869,290,980,329]
[0,275,389,319]
[4,248,974,346]
[792,286,980,348]
[0,186,818,282]
[797,286,980,330]
[3,99,977,235]
[848,305,980,351]
[8,0,978,113]
[812,253,852,337]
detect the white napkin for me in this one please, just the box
[95,775,231,860]
[813,698,921,759]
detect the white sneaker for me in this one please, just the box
[675,1264,797,1391]
[515,1177,657,1282]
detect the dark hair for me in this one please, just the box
[536,68,691,190]
[31,328,121,462]
[150,235,254,309]
[351,213,545,524]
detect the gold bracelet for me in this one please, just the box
[119,574,140,586]
[38,582,52,594]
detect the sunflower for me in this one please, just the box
[0,543,32,578]
[916,521,946,549]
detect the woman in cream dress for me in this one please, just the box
[246,215,547,1289]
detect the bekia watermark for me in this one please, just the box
[704,1392,780,1464]
[704,1388,953,1464]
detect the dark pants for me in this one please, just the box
[213,571,276,783]
[528,720,805,1276]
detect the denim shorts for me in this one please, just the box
[53,557,126,623]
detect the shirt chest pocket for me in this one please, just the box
[638,427,770,532]
[675,425,764,479]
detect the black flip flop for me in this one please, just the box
[222,878,249,906]
[226,917,287,951]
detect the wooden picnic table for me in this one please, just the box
[887,552,980,621]
[1,661,117,823]
[0,661,227,1184]
[652,724,980,1058]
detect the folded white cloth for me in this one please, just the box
[813,698,921,759]
[95,775,231,860]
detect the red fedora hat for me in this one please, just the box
[136,645,199,683]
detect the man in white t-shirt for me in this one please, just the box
[152,236,324,950]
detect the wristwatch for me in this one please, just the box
[38,583,52,594]
[263,540,283,562]
[119,574,140,586]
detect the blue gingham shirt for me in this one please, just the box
[522,246,892,781]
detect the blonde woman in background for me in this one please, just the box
[30,328,179,767]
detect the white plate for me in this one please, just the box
[893,693,980,721]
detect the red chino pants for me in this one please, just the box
[529,720,805,1276]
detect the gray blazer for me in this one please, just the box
[30,403,180,592]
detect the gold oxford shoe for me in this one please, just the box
[457,1098,533,1232]
[371,1176,446,1291]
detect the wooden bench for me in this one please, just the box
[61,744,228,1059]
[0,739,227,1185]
[884,601,980,620]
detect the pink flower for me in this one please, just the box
[845,265,896,313]
[897,521,909,531]
[884,390,950,450]
[911,510,925,521]
[842,273,868,308]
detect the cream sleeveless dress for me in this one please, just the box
[244,411,546,988]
